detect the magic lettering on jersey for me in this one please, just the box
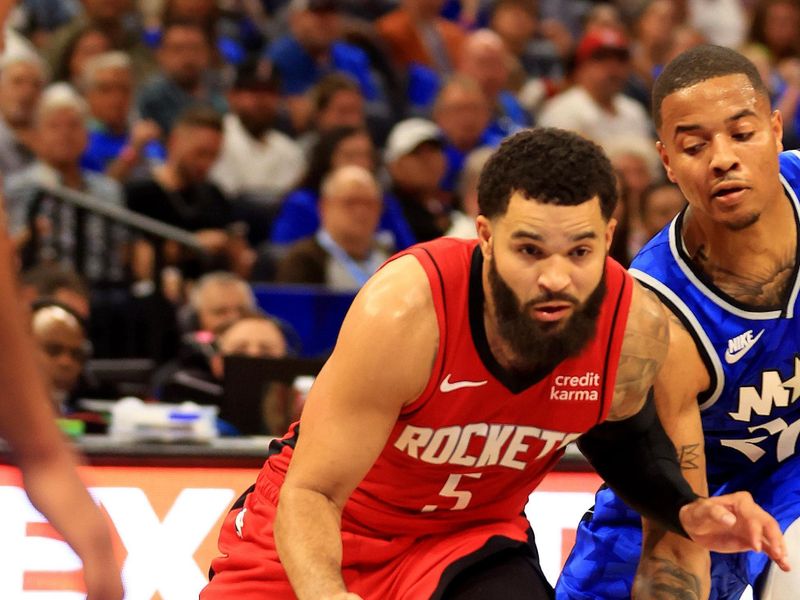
[557,152,800,600]
[729,356,800,422]
[720,355,800,463]
[394,423,581,470]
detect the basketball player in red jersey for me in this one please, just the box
[202,128,788,600]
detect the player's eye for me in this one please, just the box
[683,143,705,156]
[519,245,542,257]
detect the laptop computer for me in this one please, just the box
[222,355,325,435]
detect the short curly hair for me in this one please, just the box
[652,45,768,131]
[478,128,617,220]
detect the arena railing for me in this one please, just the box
[21,181,208,361]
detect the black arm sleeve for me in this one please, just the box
[577,391,700,538]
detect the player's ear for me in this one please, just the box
[656,141,677,184]
[771,109,784,153]
[605,218,617,253]
[476,215,493,260]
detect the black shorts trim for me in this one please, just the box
[430,529,554,600]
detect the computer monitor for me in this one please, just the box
[222,355,324,435]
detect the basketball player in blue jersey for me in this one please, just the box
[557,45,800,599]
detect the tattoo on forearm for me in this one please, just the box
[643,557,701,600]
[678,444,700,470]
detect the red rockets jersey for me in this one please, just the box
[261,238,633,538]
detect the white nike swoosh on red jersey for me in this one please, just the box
[439,374,489,392]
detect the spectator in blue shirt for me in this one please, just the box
[270,125,415,251]
[137,20,227,134]
[458,29,532,138]
[266,0,383,133]
[80,52,165,183]
[431,74,503,193]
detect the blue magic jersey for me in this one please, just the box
[632,155,800,494]
[556,150,800,599]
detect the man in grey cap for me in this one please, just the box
[385,117,450,242]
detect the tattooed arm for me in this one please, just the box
[605,281,671,421]
[632,309,712,600]
[583,282,788,581]
[577,283,700,536]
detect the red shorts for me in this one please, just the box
[201,482,532,600]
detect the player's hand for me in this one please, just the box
[680,492,791,572]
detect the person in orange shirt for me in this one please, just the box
[376,0,466,76]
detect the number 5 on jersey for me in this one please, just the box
[422,473,483,512]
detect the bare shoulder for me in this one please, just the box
[322,254,439,407]
[347,255,437,349]
[607,281,671,420]
[355,254,434,321]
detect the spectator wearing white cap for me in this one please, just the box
[384,117,450,242]
[538,27,652,148]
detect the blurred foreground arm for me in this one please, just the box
[0,204,122,599]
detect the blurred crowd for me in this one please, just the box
[2,0,795,433]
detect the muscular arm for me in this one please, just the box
[586,284,787,584]
[606,282,671,421]
[274,256,438,600]
[633,310,712,600]
[579,283,700,535]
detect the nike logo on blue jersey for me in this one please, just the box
[724,329,765,364]
[439,374,488,392]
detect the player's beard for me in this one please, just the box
[487,256,606,374]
